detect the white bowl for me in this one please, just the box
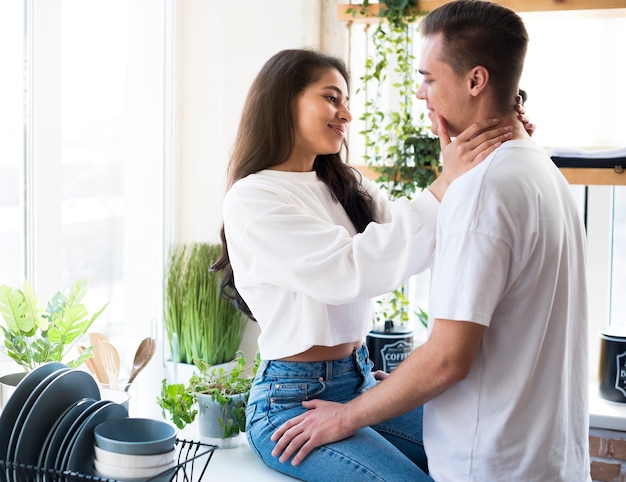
[94,458,175,479]
[94,445,176,468]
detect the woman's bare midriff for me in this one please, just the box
[279,341,362,362]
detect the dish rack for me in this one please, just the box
[0,438,216,482]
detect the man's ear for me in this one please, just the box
[468,66,489,97]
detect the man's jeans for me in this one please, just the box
[246,345,433,482]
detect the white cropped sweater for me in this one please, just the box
[223,169,439,360]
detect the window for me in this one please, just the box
[61,0,129,337]
[0,1,25,287]
[611,187,626,325]
[0,1,166,371]
[346,9,626,362]
[518,9,626,384]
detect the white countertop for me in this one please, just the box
[6,352,625,480]
[201,436,296,481]
[127,361,297,481]
[589,381,626,431]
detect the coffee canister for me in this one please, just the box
[599,324,626,403]
[366,320,413,373]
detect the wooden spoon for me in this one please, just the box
[89,332,109,347]
[124,337,156,392]
[77,345,105,384]
[94,341,120,390]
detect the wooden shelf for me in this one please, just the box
[338,1,626,23]
[559,167,626,185]
[343,1,626,187]
[352,164,626,186]
[353,164,381,181]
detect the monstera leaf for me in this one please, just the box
[0,279,107,371]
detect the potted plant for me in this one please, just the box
[0,279,107,372]
[368,290,430,372]
[367,288,414,372]
[348,2,439,371]
[0,279,108,407]
[157,351,260,447]
[164,243,247,372]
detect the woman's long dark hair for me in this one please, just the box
[212,49,375,320]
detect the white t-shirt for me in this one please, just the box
[223,169,439,360]
[426,140,590,481]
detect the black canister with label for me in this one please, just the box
[366,320,413,373]
[599,325,626,403]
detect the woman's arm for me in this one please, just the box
[429,95,534,201]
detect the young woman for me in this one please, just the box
[213,49,520,481]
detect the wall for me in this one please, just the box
[591,429,626,482]
[167,4,626,476]
[172,0,350,359]
[174,0,348,244]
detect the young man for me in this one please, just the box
[271,1,590,481]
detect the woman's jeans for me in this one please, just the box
[246,345,432,482]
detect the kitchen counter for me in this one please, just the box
[203,436,297,481]
[130,363,297,481]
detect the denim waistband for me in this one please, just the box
[256,344,369,381]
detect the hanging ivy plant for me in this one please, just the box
[348,0,440,200]
[345,1,438,328]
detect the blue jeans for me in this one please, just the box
[246,345,432,481]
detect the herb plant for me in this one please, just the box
[158,351,260,438]
[164,243,247,366]
[375,288,410,325]
[0,279,108,372]
[415,306,429,329]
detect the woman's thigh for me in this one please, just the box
[372,405,428,470]
[245,352,430,481]
[246,402,432,482]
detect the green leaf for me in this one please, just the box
[157,351,260,435]
[164,243,246,365]
[157,379,197,430]
[0,283,46,336]
[20,282,48,332]
[0,279,108,371]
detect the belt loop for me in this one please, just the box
[353,344,363,365]
[325,360,332,381]
[256,359,269,379]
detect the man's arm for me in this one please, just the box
[270,318,486,465]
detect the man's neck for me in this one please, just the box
[497,112,530,141]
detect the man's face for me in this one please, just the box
[416,32,472,138]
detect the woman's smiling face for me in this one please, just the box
[290,68,352,166]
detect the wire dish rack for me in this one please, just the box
[0,439,216,482]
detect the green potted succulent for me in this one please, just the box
[157,351,260,444]
[0,279,107,372]
[164,243,248,371]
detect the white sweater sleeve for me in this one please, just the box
[224,179,439,306]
